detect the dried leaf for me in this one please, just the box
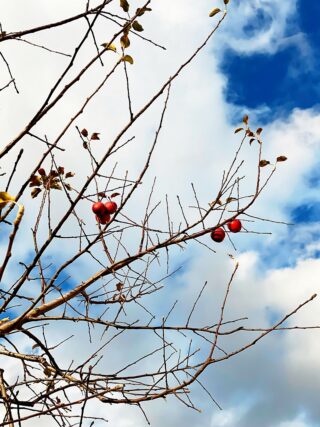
[101,42,117,52]
[29,175,42,187]
[50,181,62,190]
[116,282,124,291]
[50,170,59,178]
[58,166,65,175]
[226,197,237,203]
[136,7,152,16]
[122,54,134,64]
[243,114,249,125]
[81,128,88,137]
[209,7,221,17]
[259,160,270,167]
[83,141,88,149]
[31,187,42,198]
[276,156,287,162]
[246,130,254,137]
[0,191,15,208]
[249,138,255,145]
[38,168,46,176]
[43,367,52,377]
[132,21,144,32]
[91,132,100,140]
[120,34,130,48]
[256,127,263,135]
[111,192,120,198]
[234,127,243,134]
[120,0,129,12]
[224,0,230,4]
[98,192,106,198]
[65,184,72,191]
[32,343,39,350]
[65,172,75,178]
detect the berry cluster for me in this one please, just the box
[92,201,117,225]
[211,219,242,243]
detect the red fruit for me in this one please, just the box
[211,227,225,242]
[96,213,111,225]
[227,219,242,233]
[92,202,106,217]
[105,201,117,214]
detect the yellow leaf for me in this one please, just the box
[209,8,221,17]
[0,191,15,208]
[122,54,134,64]
[101,43,117,52]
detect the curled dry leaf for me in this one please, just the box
[0,191,15,208]
[276,156,287,162]
[259,160,270,167]
[81,128,88,137]
[234,127,243,134]
[120,34,130,49]
[65,172,75,178]
[31,187,42,198]
[101,43,117,52]
[209,8,221,17]
[132,21,144,32]
[136,7,152,16]
[111,192,121,198]
[120,0,129,12]
[122,54,134,64]
[226,197,237,203]
[243,114,249,125]
[91,133,100,140]
[29,175,42,187]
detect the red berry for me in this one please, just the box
[211,227,225,242]
[92,202,106,216]
[96,213,111,225]
[105,201,117,214]
[227,219,242,233]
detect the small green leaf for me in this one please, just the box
[209,7,221,17]
[122,54,134,64]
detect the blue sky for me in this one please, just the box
[221,0,320,121]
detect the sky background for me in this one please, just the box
[1,0,320,426]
